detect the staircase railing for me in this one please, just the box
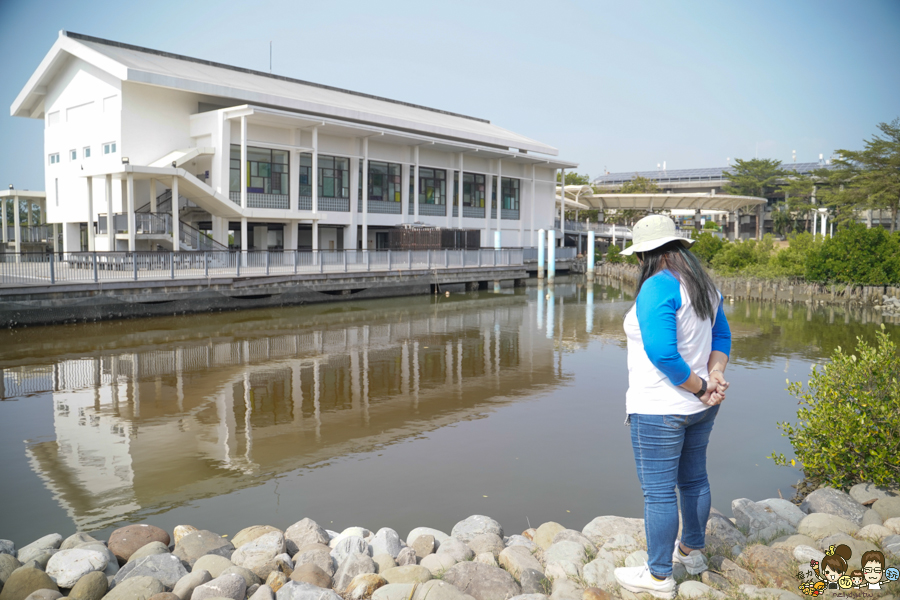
[135,189,173,213]
[179,221,228,252]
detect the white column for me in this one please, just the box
[240,116,247,209]
[537,228,545,279]
[484,160,493,246]
[821,212,828,238]
[149,178,157,212]
[547,228,555,282]
[86,177,95,251]
[457,153,463,229]
[27,202,32,227]
[362,137,369,250]
[530,165,536,246]
[13,193,21,255]
[52,223,58,254]
[171,177,180,251]
[216,111,231,195]
[349,155,359,250]
[126,173,135,251]
[312,219,318,251]
[290,129,300,212]
[446,166,454,228]
[496,159,502,241]
[413,146,420,222]
[587,230,595,281]
[559,169,565,248]
[241,217,248,253]
[2,194,7,244]
[285,220,298,251]
[105,175,114,251]
[312,126,319,215]
[401,161,409,224]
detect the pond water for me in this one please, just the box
[1,278,896,547]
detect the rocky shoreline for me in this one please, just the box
[1,483,899,600]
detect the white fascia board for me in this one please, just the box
[126,70,558,156]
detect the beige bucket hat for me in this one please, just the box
[620,214,695,256]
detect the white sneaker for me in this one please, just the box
[614,563,675,599]
[672,539,708,575]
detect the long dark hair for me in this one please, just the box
[636,241,719,321]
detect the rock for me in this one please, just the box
[797,513,860,538]
[405,529,449,550]
[60,534,98,551]
[886,517,900,534]
[291,544,334,576]
[266,571,289,593]
[21,591,62,600]
[108,525,170,566]
[817,533,868,570]
[705,510,746,554]
[413,581,476,600]
[371,555,396,574]
[771,534,818,553]
[883,534,900,559]
[334,553,376,592]
[678,581,724,599]
[395,548,417,567]
[856,523,892,543]
[249,585,275,600]
[126,542,170,565]
[45,548,108,588]
[372,583,415,600]
[113,553,188,591]
[172,531,234,568]
[436,539,473,563]
[370,530,402,560]
[346,573,387,599]
[468,534,504,559]
[442,562,520,600]
[581,559,615,589]
[550,532,596,556]
[191,572,246,600]
[701,570,729,590]
[0,554,21,587]
[756,499,806,529]
[68,571,109,600]
[581,517,643,547]
[849,483,898,505]
[233,527,282,550]
[475,553,497,567]
[330,537,369,566]
[791,544,824,564]
[532,524,565,551]
[738,545,793,588]
[509,596,547,600]
[623,550,647,568]
[732,498,796,541]
[544,542,586,568]
[709,556,754,585]
[284,520,330,557]
[170,569,211,600]
[451,517,503,544]
[100,575,165,600]
[518,569,548,595]
[16,535,63,565]
[861,508,883,527]
[0,567,58,600]
[74,543,118,578]
[275,581,343,600]
[799,488,866,526]
[0,542,15,558]
[581,589,609,600]
[379,566,432,584]
[874,497,900,520]
[338,528,372,541]
[498,546,543,579]
[191,555,234,579]
[172,526,197,546]
[231,532,286,579]
[549,578,581,600]
[146,594,179,600]
[410,536,434,560]
[504,537,537,552]
[420,554,458,576]
[544,561,579,581]
[220,564,263,589]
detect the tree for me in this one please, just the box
[617,175,660,194]
[724,159,788,240]
[782,172,816,232]
[771,204,795,237]
[833,117,900,233]
[556,171,591,185]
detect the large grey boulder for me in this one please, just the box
[797,513,860,539]
[330,536,369,566]
[379,566,432,584]
[111,553,187,590]
[74,542,118,578]
[549,578,582,600]
[498,546,543,579]
[849,483,898,505]
[411,580,477,600]
[504,537,537,552]
[405,529,449,549]
[395,548,417,567]
[372,583,415,600]
[101,575,164,600]
[451,517,503,544]
[799,488,867,525]
[436,538,473,563]
[126,542,170,565]
[221,564,264,589]
[0,567,58,600]
[59,533,98,552]
[581,517,643,546]
[276,581,343,600]
[45,548,108,588]
[333,553,376,592]
[66,570,108,600]
[419,554,457,576]
[441,562,520,600]
[0,541,15,557]
[550,531,596,555]
[192,555,234,579]
[170,569,212,600]
[468,534,504,559]
[756,499,807,528]
[369,530,402,560]
[172,530,234,568]
[732,498,796,541]
[231,532,286,578]
[17,534,63,565]
[532,524,565,551]
[543,542,585,567]
[0,553,23,586]
[233,526,282,550]
[581,558,615,589]
[518,569,548,595]
[292,544,334,577]
[191,572,246,600]
[284,520,330,556]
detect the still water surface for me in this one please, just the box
[1,278,895,547]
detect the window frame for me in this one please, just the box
[48,153,60,165]
[69,149,77,161]
[360,160,402,202]
[103,142,117,155]
[501,177,520,210]
[409,167,446,205]
[230,144,290,197]
[83,146,91,159]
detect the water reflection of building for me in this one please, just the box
[6,294,567,531]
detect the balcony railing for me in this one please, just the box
[357,199,402,214]
[523,246,578,261]
[3,225,56,244]
[0,248,526,286]
[228,192,289,209]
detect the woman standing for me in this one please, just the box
[613,215,732,600]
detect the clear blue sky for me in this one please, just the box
[1,0,898,190]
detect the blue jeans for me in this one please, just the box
[629,405,719,578]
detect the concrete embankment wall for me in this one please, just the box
[596,264,900,307]
[0,266,527,327]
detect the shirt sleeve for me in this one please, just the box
[711,294,732,357]
[636,272,691,386]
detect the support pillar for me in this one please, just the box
[496,159,502,244]
[401,161,409,224]
[285,220,298,251]
[172,177,180,251]
[86,177,95,251]
[349,154,360,250]
[13,193,21,257]
[559,168,565,247]
[149,178,157,212]
[484,159,493,246]
[240,116,247,209]
[362,138,369,250]
[240,217,248,253]
[1,194,7,244]
[312,126,319,215]
[587,230,595,281]
[537,228,545,279]
[126,173,135,251]
[547,228,555,282]
[413,146,420,223]
[312,221,318,251]
[106,174,114,251]
[457,152,463,230]
[530,164,536,247]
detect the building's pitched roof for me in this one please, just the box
[593,162,832,185]
[12,31,558,156]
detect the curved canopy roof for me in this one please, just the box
[556,186,766,212]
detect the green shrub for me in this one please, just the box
[606,244,622,263]
[690,231,726,266]
[767,231,823,279]
[805,224,900,285]
[703,220,720,231]
[771,325,900,490]
[623,241,639,265]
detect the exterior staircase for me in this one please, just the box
[131,190,228,252]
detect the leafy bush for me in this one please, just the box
[805,224,900,284]
[703,220,720,231]
[606,244,622,263]
[623,241,639,265]
[771,325,900,490]
[690,232,726,266]
[767,232,823,279]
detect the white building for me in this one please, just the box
[12,31,577,253]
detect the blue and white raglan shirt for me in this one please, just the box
[624,269,732,415]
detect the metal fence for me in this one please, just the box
[0,248,525,286]
[523,247,578,261]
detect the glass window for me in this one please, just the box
[230,145,290,196]
[409,167,446,205]
[70,149,77,161]
[319,155,349,198]
[360,160,402,201]
[501,177,520,210]
[462,173,485,207]
[83,146,91,159]
[49,153,60,165]
[103,142,116,154]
